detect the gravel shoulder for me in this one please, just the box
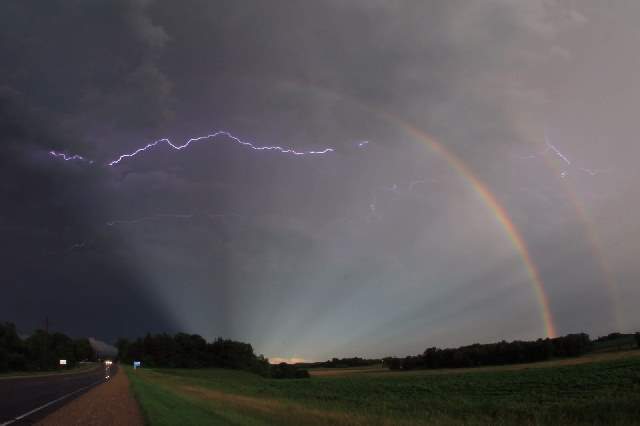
[36,365,144,426]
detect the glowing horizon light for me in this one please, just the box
[107,130,335,166]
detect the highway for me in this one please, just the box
[0,364,112,425]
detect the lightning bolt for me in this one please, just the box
[105,212,244,227]
[578,167,609,176]
[49,151,94,164]
[516,128,611,179]
[49,129,340,167]
[407,179,429,192]
[107,131,335,166]
[365,178,435,221]
[106,213,194,227]
[544,129,571,166]
[106,217,154,227]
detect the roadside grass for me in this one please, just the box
[127,370,237,426]
[126,350,640,425]
[0,362,99,380]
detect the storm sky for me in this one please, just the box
[2,0,639,362]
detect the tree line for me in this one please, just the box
[383,333,594,370]
[116,333,309,379]
[297,357,382,369]
[592,332,640,352]
[0,322,95,373]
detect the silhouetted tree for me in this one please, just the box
[251,354,271,377]
[50,332,76,366]
[116,332,297,378]
[0,322,25,372]
[271,362,310,379]
[322,357,381,368]
[73,338,93,362]
[394,333,593,371]
[22,330,78,370]
[115,338,130,362]
[0,323,100,372]
[383,357,402,370]
[25,330,53,370]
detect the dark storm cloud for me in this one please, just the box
[0,92,177,342]
[0,0,174,149]
[1,1,638,358]
[0,1,178,341]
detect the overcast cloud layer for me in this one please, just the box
[1,1,639,361]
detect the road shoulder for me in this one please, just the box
[36,366,144,426]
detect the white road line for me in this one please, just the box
[0,378,105,426]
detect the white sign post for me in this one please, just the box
[133,361,141,369]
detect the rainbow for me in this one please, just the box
[280,80,558,338]
[383,115,557,338]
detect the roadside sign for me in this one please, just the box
[59,359,67,366]
[133,361,141,369]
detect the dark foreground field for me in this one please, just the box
[126,350,640,425]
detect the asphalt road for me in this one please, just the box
[0,364,113,425]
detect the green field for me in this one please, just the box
[126,350,640,425]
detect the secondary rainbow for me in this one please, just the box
[531,131,620,331]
